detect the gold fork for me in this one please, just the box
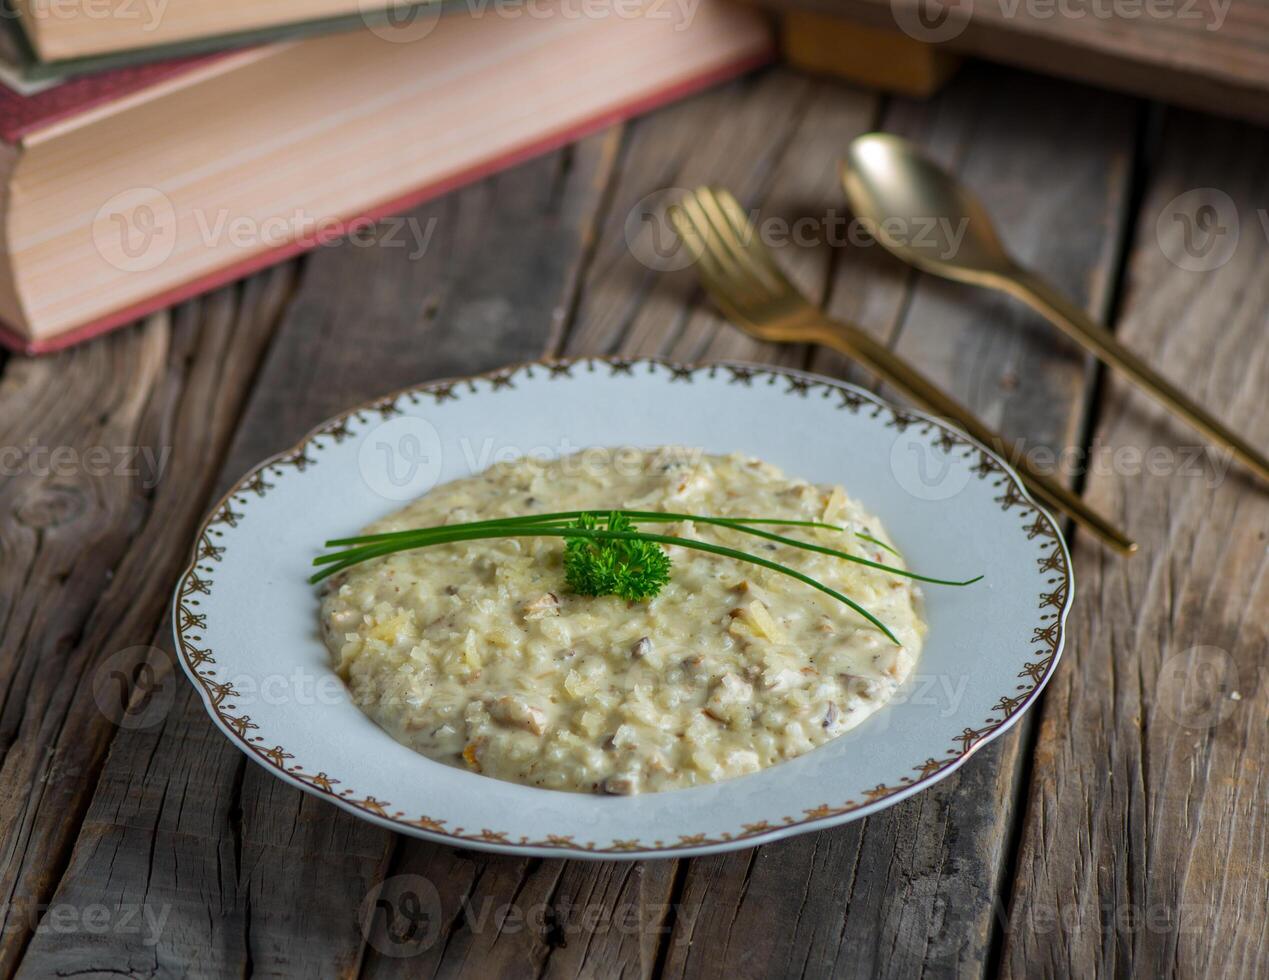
[669,186,1136,555]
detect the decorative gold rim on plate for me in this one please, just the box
[173,357,1072,856]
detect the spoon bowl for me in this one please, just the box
[842,133,1017,281]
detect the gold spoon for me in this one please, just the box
[841,133,1269,485]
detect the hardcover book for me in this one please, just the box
[7,0,446,78]
[0,0,772,353]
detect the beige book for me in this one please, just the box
[16,0,425,62]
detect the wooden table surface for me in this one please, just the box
[0,61,1265,979]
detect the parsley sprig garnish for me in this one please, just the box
[311,510,981,645]
[564,512,671,601]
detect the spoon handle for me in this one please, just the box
[1006,270,1269,485]
[803,317,1138,555]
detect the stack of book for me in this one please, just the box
[0,0,771,352]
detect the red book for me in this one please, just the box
[0,3,771,353]
[0,56,214,141]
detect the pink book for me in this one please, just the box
[0,3,772,353]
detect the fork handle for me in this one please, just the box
[1004,269,1269,485]
[804,317,1137,555]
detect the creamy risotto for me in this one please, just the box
[321,448,926,794]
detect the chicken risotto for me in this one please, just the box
[320,448,926,795]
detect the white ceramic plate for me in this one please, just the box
[173,358,1073,859]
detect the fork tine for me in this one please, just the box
[676,193,743,280]
[690,188,773,292]
[694,188,787,295]
[669,203,725,282]
[710,188,793,288]
[668,202,707,262]
[675,211,751,316]
[673,195,768,308]
[669,202,762,323]
[669,200,735,293]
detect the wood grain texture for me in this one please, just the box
[661,66,1139,979]
[0,265,295,978]
[4,61,1261,980]
[1000,109,1269,980]
[562,69,831,366]
[13,139,617,980]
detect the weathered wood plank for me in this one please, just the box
[0,264,295,979]
[562,69,827,368]
[10,61,1192,980]
[14,139,617,980]
[1001,109,1269,980]
[663,66,1140,978]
